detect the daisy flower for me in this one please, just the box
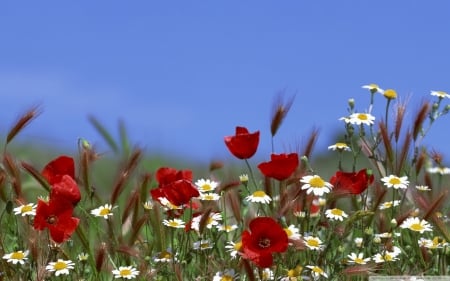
[245,190,272,204]
[158,197,183,210]
[191,212,222,231]
[328,142,351,151]
[416,185,431,191]
[427,166,450,175]
[303,236,323,251]
[199,192,221,201]
[239,174,249,184]
[195,178,219,193]
[383,89,397,99]
[213,269,238,281]
[300,175,333,196]
[306,265,328,279]
[379,200,401,210]
[344,113,376,126]
[46,259,75,276]
[77,253,89,262]
[347,253,370,265]
[90,204,116,219]
[431,90,450,99]
[418,237,448,249]
[3,250,29,265]
[13,203,37,216]
[112,266,140,279]
[284,224,301,240]
[163,218,185,229]
[217,224,238,232]
[153,248,175,263]
[142,200,154,210]
[400,217,433,233]
[193,239,214,250]
[381,175,409,189]
[373,246,401,263]
[225,240,242,259]
[325,208,348,221]
[354,237,363,248]
[362,83,384,94]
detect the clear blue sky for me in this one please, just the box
[1,1,449,164]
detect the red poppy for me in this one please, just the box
[42,155,75,185]
[150,167,200,207]
[224,126,260,160]
[33,198,79,243]
[329,168,374,195]
[241,217,288,268]
[257,153,299,181]
[50,175,81,205]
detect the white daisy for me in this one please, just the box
[381,175,409,189]
[306,265,328,279]
[13,203,37,216]
[193,239,213,250]
[245,190,272,204]
[191,212,222,231]
[416,185,431,191]
[362,84,384,94]
[344,113,376,126]
[199,192,221,201]
[325,208,348,221]
[112,266,140,279]
[300,175,333,196]
[379,200,401,210]
[328,142,351,151]
[153,248,175,263]
[216,224,238,232]
[162,218,185,229]
[195,178,219,193]
[430,90,450,99]
[46,259,75,276]
[225,241,241,259]
[213,269,238,281]
[427,166,450,175]
[2,250,29,265]
[400,217,433,233]
[303,236,323,251]
[90,204,116,219]
[284,224,301,240]
[373,247,401,263]
[347,252,370,265]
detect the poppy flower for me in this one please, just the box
[241,217,288,268]
[224,126,260,160]
[329,168,374,195]
[33,198,79,243]
[150,167,200,207]
[257,153,299,181]
[42,156,75,185]
[50,175,81,205]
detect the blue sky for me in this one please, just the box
[1,1,449,164]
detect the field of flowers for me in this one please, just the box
[1,85,450,280]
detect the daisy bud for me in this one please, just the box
[443,104,450,115]
[348,98,355,110]
[373,237,381,244]
[364,227,373,235]
[391,219,397,227]
[354,237,363,248]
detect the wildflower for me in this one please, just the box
[246,190,272,204]
[373,247,401,263]
[418,237,448,249]
[239,174,249,183]
[42,155,75,185]
[142,200,154,210]
[153,248,175,263]
[260,268,274,280]
[217,224,238,232]
[258,153,299,181]
[191,212,222,231]
[241,217,288,267]
[327,142,351,151]
[383,89,397,99]
[306,265,328,279]
[381,174,409,189]
[303,236,323,251]
[325,208,348,221]
[77,253,89,262]
[379,200,401,210]
[354,237,363,247]
[427,166,450,175]
[224,126,260,159]
[91,204,116,219]
[150,167,200,207]
[284,224,301,241]
[341,113,375,126]
[430,90,450,99]
[330,169,374,195]
[225,240,242,259]
[362,84,384,94]
[112,266,140,279]
[300,175,333,196]
[50,175,81,205]
[3,250,29,265]
[416,185,431,191]
[347,253,370,265]
[163,218,186,228]
[193,239,214,250]
[13,203,37,216]
[34,198,79,243]
[158,197,182,210]
[400,217,433,233]
[195,178,219,193]
[213,269,238,281]
[284,265,303,279]
[199,192,221,201]
[46,259,75,276]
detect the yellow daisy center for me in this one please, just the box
[234,241,242,251]
[201,184,212,191]
[203,194,215,200]
[389,177,401,185]
[99,208,110,216]
[309,176,325,188]
[253,190,267,197]
[330,209,343,216]
[21,205,33,213]
[354,257,364,264]
[119,269,132,277]
[410,223,424,232]
[384,253,393,261]
[306,239,320,248]
[312,266,324,274]
[357,114,368,121]
[383,89,397,99]
[369,83,379,89]
[221,276,233,281]
[54,261,68,271]
[335,142,348,148]
[11,251,25,260]
[168,221,181,227]
[284,228,293,237]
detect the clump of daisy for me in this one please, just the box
[46,259,75,276]
[13,203,37,216]
[213,269,238,281]
[245,190,272,204]
[195,178,219,193]
[112,266,140,279]
[306,265,328,279]
[325,208,348,221]
[91,204,116,219]
[381,174,409,189]
[347,253,370,265]
[328,142,351,151]
[379,200,401,210]
[300,175,333,196]
[162,218,185,229]
[3,250,29,265]
[303,236,323,251]
[400,217,433,233]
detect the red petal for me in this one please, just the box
[42,156,75,185]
